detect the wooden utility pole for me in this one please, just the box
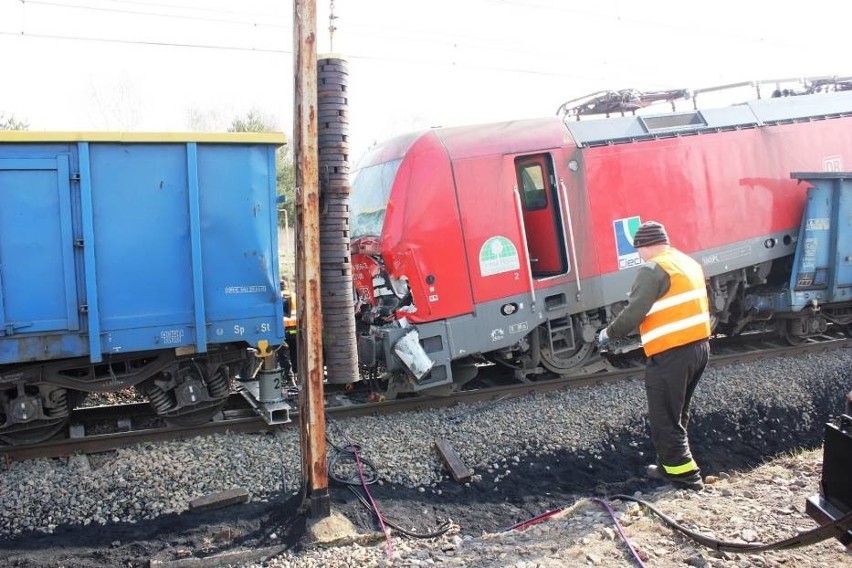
[293,0,330,519]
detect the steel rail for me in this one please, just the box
[2,334,849,463]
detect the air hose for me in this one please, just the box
[614,494,852,552]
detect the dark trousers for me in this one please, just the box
[645,339,710,473]
[277,333,298,376]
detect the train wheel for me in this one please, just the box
[143,362,231,428]
[781,319,819,346]
[0,386,79,445]
[539,339,597,374]
[782,328,806,346]
[0,418,68,445]
[538,328,610,375]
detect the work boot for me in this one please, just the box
[646,464,704,491]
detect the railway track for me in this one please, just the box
[2,332,849,463]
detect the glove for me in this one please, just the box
[596,328,610,347]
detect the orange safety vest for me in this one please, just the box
[639,248,711,357]
[283,291,298,333]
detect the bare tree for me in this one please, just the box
[0,113,28,131]
[185,107,228,132]
[228,108,278,133]
[88,77,142,130]
[229,109,295,231]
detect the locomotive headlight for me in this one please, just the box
[501,302,518,316]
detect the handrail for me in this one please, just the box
[559,179,581,296]
[512,187,537,310]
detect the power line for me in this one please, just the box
[0,27,623,82]
[20,0,289,27]
[106,0,281,19]
[484,0,803,49]
[13,0,807,52]
[0,29,292,53]
[0,28,786,90]
[3,1,839,85]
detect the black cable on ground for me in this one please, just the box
[325,415,453,540]
[326,438,379,486]
[346,485,454,539]
[614,494,852,553]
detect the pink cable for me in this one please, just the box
[505,499,647,568]
[505,508,564,531]
[590,497,647,568]
[346,439,394,559]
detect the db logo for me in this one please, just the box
[823,156,842,172]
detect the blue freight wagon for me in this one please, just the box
[744,171,852,342]
[0,131,286,444]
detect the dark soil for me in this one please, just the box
[0,387,845,568]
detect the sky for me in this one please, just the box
[2,0,852,164]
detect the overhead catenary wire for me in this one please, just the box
[0,28,609,81]
[11,0,813,52]
[3,0,838,85]
[107,0,282,19]
[20,0,288,27]
[0,29,293,53]
[485,0,808,50]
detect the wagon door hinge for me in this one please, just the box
[79,304,88,313]
[70,172,81,182]
[74,239,84,248]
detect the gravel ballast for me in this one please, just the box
[0,347,850,567]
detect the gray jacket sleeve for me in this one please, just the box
[605,262,670,338]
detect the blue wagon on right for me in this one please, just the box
[743,171,852,341]
[788,172,852,316]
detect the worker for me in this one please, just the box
[597,221,711,490]
[279,278,298,377]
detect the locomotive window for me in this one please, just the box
[350,158,402,238]
[518,164,547,210]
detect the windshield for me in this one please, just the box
[350,158,402,238]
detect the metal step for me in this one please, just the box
[547,317,575,356]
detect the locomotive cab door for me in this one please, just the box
[514,154,569,278]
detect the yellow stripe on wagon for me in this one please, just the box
[0,131,287,144]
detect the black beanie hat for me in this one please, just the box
[632,221,669,248]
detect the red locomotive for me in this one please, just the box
[350,81,852,396]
